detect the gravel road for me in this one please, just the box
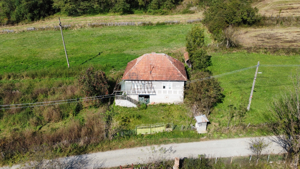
[2,136,286,169]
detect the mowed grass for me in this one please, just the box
[0,24,194,75]
[114,104,191,130]
[209,52,300,125]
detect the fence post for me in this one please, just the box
[215,157,217,164]
[267,154,270,163]
[249,155,252,163]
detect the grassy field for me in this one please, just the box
[1,22,299,129]
[0,24,195,75]
[208,51,300,126]
[1,19,300,165]
[0,24,197,137]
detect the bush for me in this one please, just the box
[78,67,109,97]
[138,103,147,110]
[185,71,224,116]
[189,48,211,71]
[1,0,54,24]
[186,26,205,52]
[186,26,211,70]
[203,0,260,41]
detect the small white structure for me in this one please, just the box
[195,115,209,133]
[115,53,187,107]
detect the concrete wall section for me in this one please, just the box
[115,100,137,108]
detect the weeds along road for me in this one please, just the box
[3,136,285,169]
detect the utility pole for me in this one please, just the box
[247,61,260,111]
[58,17,70,68]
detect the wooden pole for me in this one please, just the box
[247,61,260,111]
[58,17,70,68]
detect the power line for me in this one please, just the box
[187,65,257,84]
[0,95,115,107]
[1,95,115,110]
[2,64,300,110]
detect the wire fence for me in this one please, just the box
[136,123,170,135]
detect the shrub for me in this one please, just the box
[78,67,109,97]
[203,0,260,41]
[185,71,224,116]
[189,48,211,71]
[186,26,211,70]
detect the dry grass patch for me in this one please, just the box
[236,27,300,48]
[0,13,203,32]
[253,0,300,17]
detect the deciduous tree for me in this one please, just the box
[186,26,211,70]
[270,78,300,169]
[185,72,223,116]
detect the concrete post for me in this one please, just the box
[173,157,179,169]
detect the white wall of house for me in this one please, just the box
[120,81,185,104]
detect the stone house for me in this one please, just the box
[115,53,188,107]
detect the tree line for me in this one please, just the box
[0,0,182,25]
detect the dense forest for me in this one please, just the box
[0,0,182,24]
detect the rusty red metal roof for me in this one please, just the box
[122,53,187,81]
[195,115,209,123]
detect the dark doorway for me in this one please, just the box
[139,95,150,104]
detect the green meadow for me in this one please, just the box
[1,23,300,165]
[209,52,300,125]
[0,24,194,75]
[1,23,300,128]
[1,24,300,128]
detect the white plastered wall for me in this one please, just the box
[121,81,185,104]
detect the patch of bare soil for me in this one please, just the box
[236,27,300,48]
[253,0,300,17]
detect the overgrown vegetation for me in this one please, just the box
[269,76,300,169]
[203,0,261,44]
[0,0,183,24]
[185,71,224,116]
[78,67,109,96]
[185,25,224,116]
